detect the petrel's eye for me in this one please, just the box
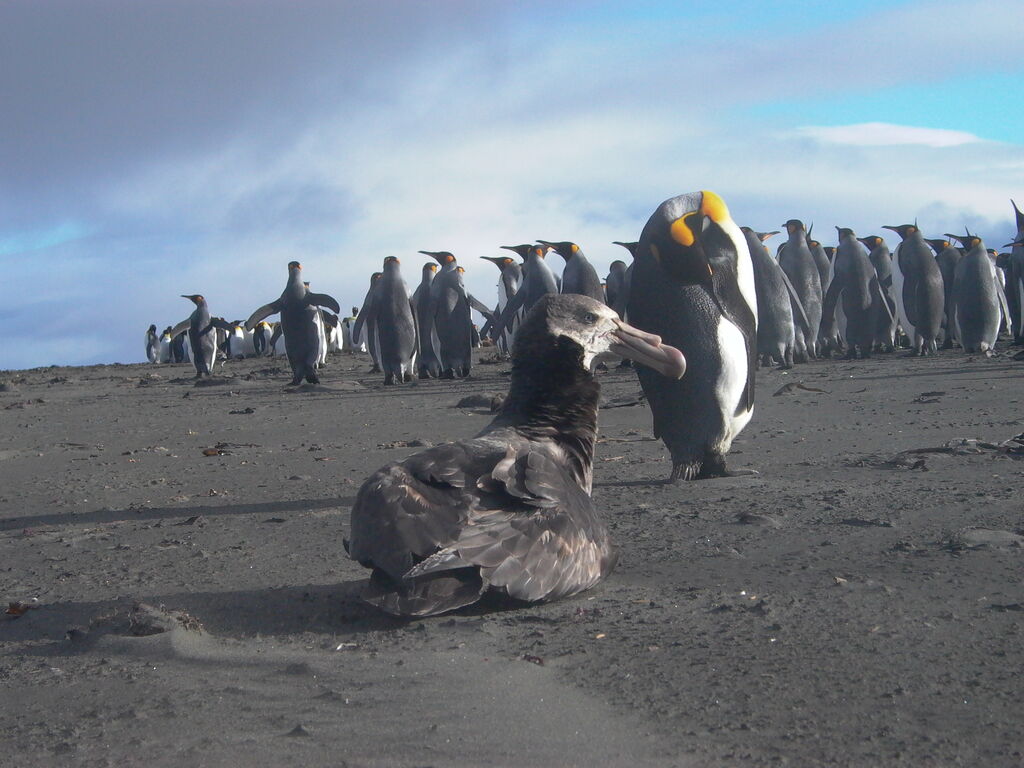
[584,312,598,324]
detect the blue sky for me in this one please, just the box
[1,0,1022,369]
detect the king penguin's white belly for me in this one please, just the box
[715,318,752,452]
[891,248,915,339]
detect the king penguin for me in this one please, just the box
[412,262,441,378]
[482,245,532,344]
[245,262,341,385]
[605,260,629,315]
[627,190,757,481]
[538,240,604,302]
[370,256,418,384]
[609,241,638,319]
[420,251,475,378]
[170,328,188,363]
[882,223,945,355]
[251,320,271,356]
[479,255,523,355]
[323,311,341,353]
[489,244,559,344]
[946,232,1003,354]
[1004,201,1024,345]
[858,235,898,351]
[158,326,173,363]
[741,227,810,368]
[806,228,832,297]
[341,307,362,353]
[777,219,823,361]
[352,273,384,372]
[145,324,160,363]
[925,237,963,349]
[171,296,232,378]
[822,228,892,359]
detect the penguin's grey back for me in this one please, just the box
[561,253,604,302]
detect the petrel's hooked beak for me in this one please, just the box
[608,318,686,379]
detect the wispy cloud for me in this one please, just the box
[794,123,983,148]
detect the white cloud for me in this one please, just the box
[794,123,983,148]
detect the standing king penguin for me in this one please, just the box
[946,232,1003,354]
[145,324,160,363]
[420,251,474,378]
[627,191,758,481]
[158,326,173,363]
[252,321,273,356]
[605,259,630,317]
[341,308,362,353]
[1004,201,1024,345]
[412,262,441,378]
[741,227,810,368]
[806,229,832,298]
[882,223,945,355]
[822,228,892,359]
[245,262,340,385]
[609,241,638,319]
[777,219,823,361]
[352,273,384,372]
[488,244,559,344]
[479,255,523,355]
[171,296,232,378]
[539,240,605,302]
[926,237,963,349]
[858,235,898,351]
[371,256,418,384]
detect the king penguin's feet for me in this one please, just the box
[699,453,759,479]
[669,454,758,482]
[383,373,395,385]
[667,462,702,483]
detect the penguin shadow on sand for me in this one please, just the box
[281,381,357,395]
[850,360,1020,383]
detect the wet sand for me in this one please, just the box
[2,349,1022,767]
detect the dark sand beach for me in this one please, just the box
[2,350,1022,767]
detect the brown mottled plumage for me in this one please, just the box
[346,294,685,617]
